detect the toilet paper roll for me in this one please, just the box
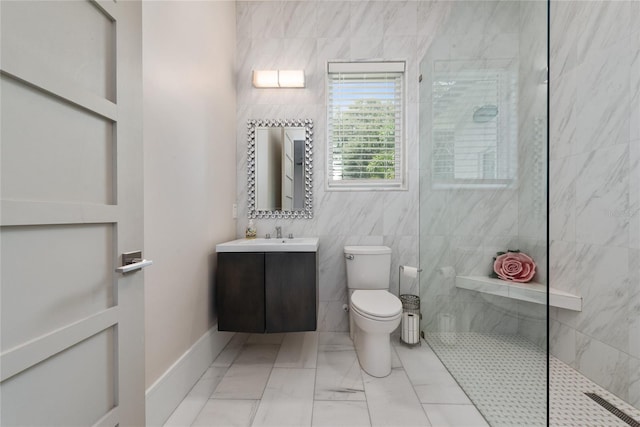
[401,266,419,278]
[401,312,420,344]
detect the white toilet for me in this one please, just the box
[344,245,402,377]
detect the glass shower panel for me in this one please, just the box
[418,2,548,426]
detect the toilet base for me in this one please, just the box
[347,290,402,378]
[355,330,392,377]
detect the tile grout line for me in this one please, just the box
[248,339,280,427]
[359,365,374,427]
[399,355,434,426]
[188,332,249,426]
[310,333,319,427]
[393,340,474,425]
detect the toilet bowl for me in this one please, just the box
[344,246,402,377]
[350,290,402,377]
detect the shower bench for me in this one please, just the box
[455,276,582,311]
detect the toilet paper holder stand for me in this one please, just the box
[399,265,422,346]
[398,265,422,296]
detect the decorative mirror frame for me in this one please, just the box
[247,118,314,219]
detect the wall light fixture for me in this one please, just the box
[252,70,305,88]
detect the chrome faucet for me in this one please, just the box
[276,226,282,239]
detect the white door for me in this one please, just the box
[281,129,294,210]
[1,1,145,426]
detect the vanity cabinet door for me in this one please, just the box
[265,252,317,333]
[216,252,265,333]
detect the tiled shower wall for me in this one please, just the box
[549,0,640,409]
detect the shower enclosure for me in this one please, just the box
[418,2,548,425]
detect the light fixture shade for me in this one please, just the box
[252,69,305,88]
[252,70,279,88]
[278,70,305,88]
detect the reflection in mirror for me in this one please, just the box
[432,59,517,188]
[248,119,313,219]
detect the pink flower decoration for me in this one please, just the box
[493,252,536,283]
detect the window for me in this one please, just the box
[431,59,518,188]
[327,61,406,190]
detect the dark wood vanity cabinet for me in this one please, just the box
[265,252,317,332]
[216,252,265,333]
[216,252,317,333]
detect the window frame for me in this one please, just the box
[325,61,407,192]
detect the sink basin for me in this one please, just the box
[216,237,319,253]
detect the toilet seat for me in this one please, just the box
[351,304,402,322]
[351,290,402,320]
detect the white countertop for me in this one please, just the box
[216,237,319,253]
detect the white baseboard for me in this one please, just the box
[145,325,234,426]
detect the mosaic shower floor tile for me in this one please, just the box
[427,332,640,427]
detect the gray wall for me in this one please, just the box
[549,0,640,409]
[143,1,237,387]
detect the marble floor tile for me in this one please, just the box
[246,333,285,344]
[414,384,472,405]
[362,368,431,426]
[311,401,371,427]
[212,333,250,367]
[169,331,640,427]
[234,344,280,365]
[163,367,228,427]
[315,349,366,401]
[422,403,489,427]
[413,368,460,388]
[252,368,315,427]
[274,331,319,369]
[211,364,273,400]
[191,399,259,427]
[318,332,355,352]
[390,344,403,369]
[394,343,456,386]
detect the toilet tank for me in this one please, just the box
[344,246,392,290]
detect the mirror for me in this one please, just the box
[247,119,313,219]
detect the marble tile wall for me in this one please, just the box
[418,0,548,348]
[549,0,640,409]
[231,0,639,413]
[234,1,433,332]
[235,1,547,337]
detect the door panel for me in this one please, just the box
[1,76,115,204]
[1,1,144,425]
[1,328,115,426]
[282,131,294,210]
[1,0,116,101]
[1,224,114,350]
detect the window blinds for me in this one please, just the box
[327,62,405,189]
